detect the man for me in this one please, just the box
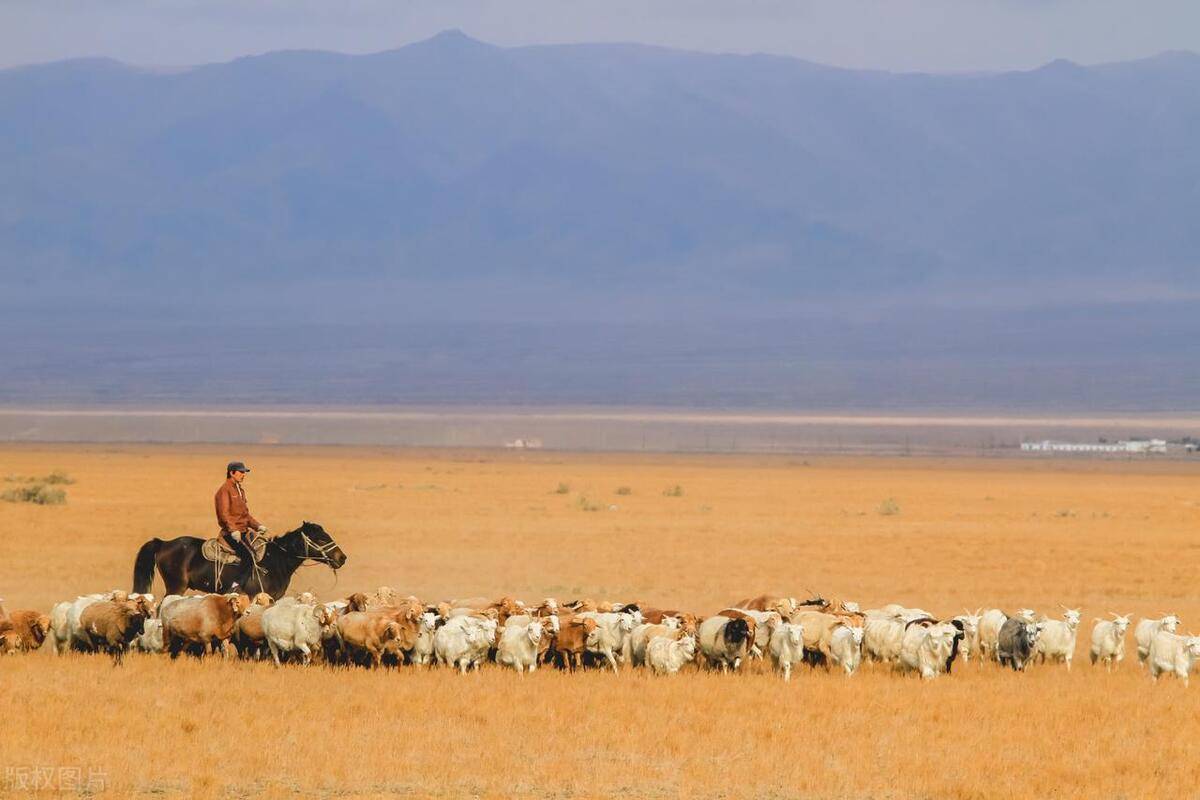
[215,461,268,566]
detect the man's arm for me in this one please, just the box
[215,487,236,532]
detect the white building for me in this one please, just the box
[1021,439,1166,454]
[504,438,544,449]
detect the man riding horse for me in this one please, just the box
[215,461,269,567]
[131,464,347,598]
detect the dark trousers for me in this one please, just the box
[221,530,258,563]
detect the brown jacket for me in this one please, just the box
[215,478,260,534]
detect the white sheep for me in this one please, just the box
[496,619,543,674]
[647,634,696,675]
[767,622,805,681]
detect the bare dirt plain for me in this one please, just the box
[3,444,1200,798]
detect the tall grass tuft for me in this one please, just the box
[43,470,75,485]
[576,495,602,512]
[1,483,67,505]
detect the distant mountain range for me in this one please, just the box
[3,31,1198,318]
[1,33,1197,409]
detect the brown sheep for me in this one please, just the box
[0,610,52,652]
[79,600,150,663]
[163,593,250,658]
[792,611,852,667]
[641,609,700,634]
[383,604,425,655]
[344,592,370,612]
[128,593,156,618]
[735,595,798,616]
[1,630,22,654]
[388,596,424,622]
[551,616,599,671]
[449,595,524,624]
[233,604,271,659]
[529,599,559,617]
[336,611,404,667]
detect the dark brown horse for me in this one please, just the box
[131,521,347,600]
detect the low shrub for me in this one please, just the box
[1,483,67,505]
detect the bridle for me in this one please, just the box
[293,527,342,568]
[249,526,342,594]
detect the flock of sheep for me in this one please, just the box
[3,589,1198,685]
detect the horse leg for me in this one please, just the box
[162,566,186,597]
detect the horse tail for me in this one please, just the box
[132,539,162,594]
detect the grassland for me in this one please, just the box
[3,444,1200,798]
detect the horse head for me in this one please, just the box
[288,521,348,570]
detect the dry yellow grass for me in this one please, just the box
[3,443,1200,798]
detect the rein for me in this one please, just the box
[290,529,341,585]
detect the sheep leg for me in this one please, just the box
[605,651,618,674]
[268,640,282,667]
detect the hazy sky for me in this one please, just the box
[1,0,1197,73]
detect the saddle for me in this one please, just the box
[201,535,266,566]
